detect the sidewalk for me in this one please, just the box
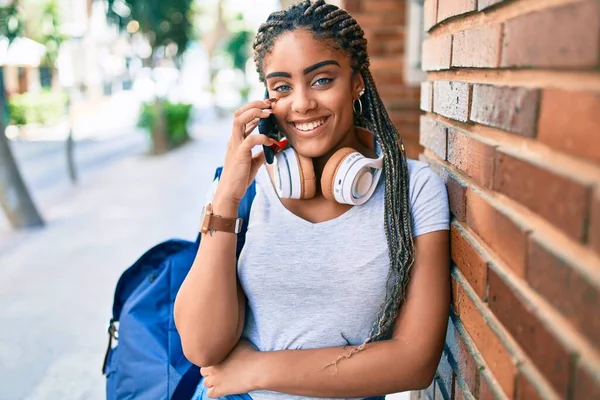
[0,118,230,400]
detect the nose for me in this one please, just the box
[290,88,317,115]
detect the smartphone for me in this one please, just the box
[258,89,279,164]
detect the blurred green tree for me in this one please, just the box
[222,12,252,101]
[0,1,23,41]
[106,0,194,66]
[106,0,196,154]
[23,0,66,68]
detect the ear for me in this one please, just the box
[352,71,365,100]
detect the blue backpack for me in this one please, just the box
[103,167,256,400]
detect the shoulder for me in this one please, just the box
[406,159,446,201]
[405,159,450,237]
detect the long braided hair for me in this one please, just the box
[253,0,416,359]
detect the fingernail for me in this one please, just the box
[263,109,273,114]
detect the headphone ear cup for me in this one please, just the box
[321,147,356,201]
[295,151,317,199]
[273,148,316,199]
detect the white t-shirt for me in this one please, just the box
[235,159,449,400]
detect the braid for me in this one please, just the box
[253,0,415,363]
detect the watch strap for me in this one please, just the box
[201,204,243,234]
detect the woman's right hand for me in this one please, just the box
[212,99,278,214]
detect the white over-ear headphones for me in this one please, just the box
[272,127,383,206]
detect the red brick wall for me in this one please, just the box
[342,0,423,159]
[417,0,600,399]
[341,0,600,399]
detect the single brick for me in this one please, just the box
[421,81,433,112]
[438,0,477,23]
[422,35,452,71]
[420,115,447,160]
[422,155,468,223]
[493,151,591,241]
[375,83,420,108]
[470,85,540,138]
[451,223,488,299]
[422,155,467,222]
[573,359,600,400]
[433,81,471,122]
[501,1,600,68]
[466,189,528,277]
[372,70,408,85]
[453,275,516,398]
[369,56,404,72]
[590,190,600,256]
[488,269,573,397]
[478,0,508,10]
[448,129,496,189]
[538,89,600,165]
[354,12,404,28]
[452,25,502,68]
[447,173,467,222]
[424,0,438,31]
[527,236,600,346]
[369,26,404,43]
[389,110,420,126]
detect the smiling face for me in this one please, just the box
[263,29,364,159]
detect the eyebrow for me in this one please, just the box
[265,60,341,80]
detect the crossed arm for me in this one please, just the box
[201,230,450,397]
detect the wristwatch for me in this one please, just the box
[200,203,243,235]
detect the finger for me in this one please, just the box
[200,367,208,377]
[203,376,213,388]
[233,99,272,118]
[244,118,260,136]
[239,132,278,154]
[207,388,218,399]
[233,108,273,139]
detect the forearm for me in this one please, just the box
[174,197,242,365]
[255,339,435,397]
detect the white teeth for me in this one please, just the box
[294,118,326,132]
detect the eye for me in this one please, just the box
[313,77,334,87]
[274,84,292,93]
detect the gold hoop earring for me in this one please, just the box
[353,98,363,116]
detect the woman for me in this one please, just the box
[174,1,450,399]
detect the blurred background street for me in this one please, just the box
[0,0,411,398]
